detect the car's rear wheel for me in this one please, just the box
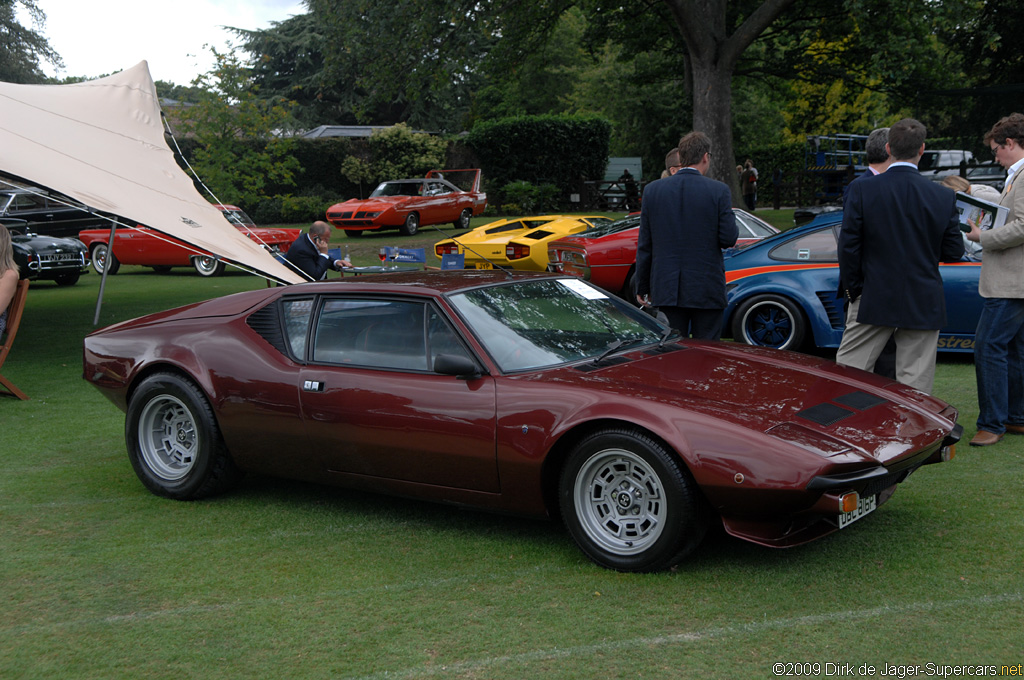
[400,212,420,236]
[90,243,119,275]
[54,271,80,286]
[192,255,225,277]
[560,428,708,572]
[126,373,243,500]
[454,209,472,230]
[732,294,806,350]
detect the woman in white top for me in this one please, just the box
[0,225,20,335]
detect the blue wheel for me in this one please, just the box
[732,294,806,350]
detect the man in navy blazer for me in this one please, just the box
[285,221,351,281]
[636,131,738,339]
[837,118,964,393]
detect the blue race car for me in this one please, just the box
[723,211,981,353]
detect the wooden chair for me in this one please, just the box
[0,278,30,400]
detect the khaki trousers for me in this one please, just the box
[835,298,940,394]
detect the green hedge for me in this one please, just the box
[465,115,611,199]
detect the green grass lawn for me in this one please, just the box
[2,217,1022,678]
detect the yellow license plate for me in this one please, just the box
[474,262,493,270]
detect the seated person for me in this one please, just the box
[285,221,352,281]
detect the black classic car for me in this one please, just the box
[1,187,109,238]
[3,218,90,286]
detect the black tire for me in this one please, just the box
[454,209,472,230]
[192,255,226,277]
[91,243,119,275]
[125,373,243,500]
[400,212,420,236]
[731,294,806,351]
[54,271,81,286]
[151,265,172,273]
[559,428,708,572]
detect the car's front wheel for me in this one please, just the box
[91,243,119,275]
[125,373,243,500]
[559,428,708,572]
[731,294,806,350]
[192,255,225,277]
[400,212,420,236]
[53,271,80,286]
[454,209,472,230]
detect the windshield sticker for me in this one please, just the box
[558,278,607,300]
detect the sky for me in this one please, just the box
[20,0,307,85]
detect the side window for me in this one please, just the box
[769,228,838,262]
[282,299,314,358]
[312,299,428,371]
[427,308,473,368]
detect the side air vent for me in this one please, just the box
[246,304,288,355]
[816,292,844,328]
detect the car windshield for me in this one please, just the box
[221,209,256,227]
[575,216,639,238]
[371,182,423,198]
[448,278,664,372]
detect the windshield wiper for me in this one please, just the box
[593,337,646,365]
[659,326,682,348]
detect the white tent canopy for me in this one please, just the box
[0,61,304,285]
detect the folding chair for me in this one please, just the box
[0,278,30,400]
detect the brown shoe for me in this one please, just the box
[1005,424,1024,435]
[969,430,1004,446]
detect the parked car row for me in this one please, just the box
[3,183,298,285]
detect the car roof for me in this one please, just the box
[280,269,560,298]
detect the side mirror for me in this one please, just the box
[433,353,483,380]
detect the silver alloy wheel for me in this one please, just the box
[137,394,199,481]
[573,447,667,556]
[193,255,223,276]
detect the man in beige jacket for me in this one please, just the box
[964,113,1024,446]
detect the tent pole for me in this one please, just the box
[92,222,118,326]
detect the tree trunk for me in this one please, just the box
[663,0,799,205]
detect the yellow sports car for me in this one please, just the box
[434,214,615,270]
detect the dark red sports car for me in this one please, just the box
[326,169,486,237]
[83,271,960,572]
[547,209,778,299]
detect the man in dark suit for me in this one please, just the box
[285,221,351,281]
[636,131,738,339]
[843,127,896,380]
[836,118,964,393]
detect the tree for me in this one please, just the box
[340,123,448,197]
[0,0,61,83]
[173,48,301,208]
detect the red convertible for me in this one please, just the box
[326,169,486,237]
[77,205,301,277]
[84,271,959,572]
[547,209,778,299]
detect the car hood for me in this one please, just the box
[554,340,954,464]
[12,233,88,253]
[241,226,302,243]
[333,197,409,212]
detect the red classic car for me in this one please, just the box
[84,271,959,572]
[547,208,779,299]
[326,169,486,237]
[77,205,301,277]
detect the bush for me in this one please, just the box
[466,115,611,194]
[500,180,561,214]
